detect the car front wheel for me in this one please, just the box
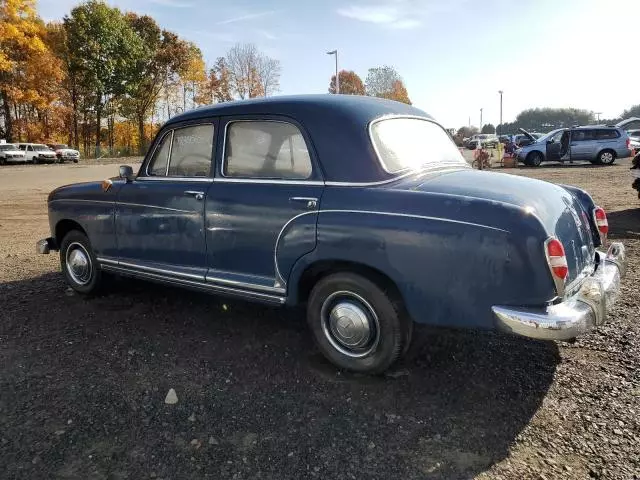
[60,230,102,294]
[526,151,543,167]
[307,272,409,374]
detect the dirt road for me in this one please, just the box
[0,160,638,479]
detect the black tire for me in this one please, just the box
[32,156,38,165]
[526,151,543,167]
[596,149,616,165]
[59,230,102,294]
[307,272,409,374]
[0,157,5,166]
[73,159,78,164]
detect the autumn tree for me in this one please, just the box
[225,43,280,99]
[120,13,195,152]
[64,1,142,156]
[194,57,233,105]
[364,66,411,104]
[0,0,56,141]
[328,70,364,95]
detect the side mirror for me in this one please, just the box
[547,140,553,144]
[119,165,134,183]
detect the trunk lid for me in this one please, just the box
[403,169,596,285]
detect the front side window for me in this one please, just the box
[167,125,214,177]
[224,121,313,179]
[370,117,466,173]
[147,132,171,176]
[146,124,214,177]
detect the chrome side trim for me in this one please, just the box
[117,260,205,281]
[213,177,324,186]
[96,256,118,266]
[273,210,319,287]
[367,115,468,175]
[100,264,285,304]
[137,177,214,183]
[116,202,192,213]
[318,209,508,233]
[49,199,115,206]
[205,272,286,294]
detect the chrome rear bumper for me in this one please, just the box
[492,242,626,341]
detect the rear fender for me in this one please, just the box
[559,184,600,247]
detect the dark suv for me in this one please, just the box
[516,126,631,166]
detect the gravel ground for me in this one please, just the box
[0,159,639,479]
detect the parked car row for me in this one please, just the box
[464,134,499,149]
[0,142,80,165]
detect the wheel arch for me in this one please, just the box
[526,149,545,165]
[293,259,406,309]
[596,148,616,164]
[55,219,87,246]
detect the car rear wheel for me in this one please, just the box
[0,157,5,166]
[526,151,543,167]
[60,230,103,294]
[307,272,409,374]
[596,150,616,165]
[32,156,38,164]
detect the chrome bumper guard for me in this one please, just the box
[492,242,626,341]
[36,237,57,255]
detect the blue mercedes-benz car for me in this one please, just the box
[37,95,626,373]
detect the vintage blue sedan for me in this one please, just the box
[37,95,626,373]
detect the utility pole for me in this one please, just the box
[595,112,602,123]
[327,50,339,94]
[498,90,503,135]
[480,108,483,131]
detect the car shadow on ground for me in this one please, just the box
[607,207,640,239]
[0,273,559,479]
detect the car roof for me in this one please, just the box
[164,94,433,183]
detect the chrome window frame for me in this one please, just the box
[142,122,215,180]
[220,119,316,181]
[368,114,468,175]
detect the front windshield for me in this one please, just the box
[370,117,467,173]
[34,144,51,150]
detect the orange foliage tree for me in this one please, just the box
[328,70,365,95]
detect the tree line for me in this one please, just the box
[0,0,282,156]
[456,104,640,140]
[328,66,411,104]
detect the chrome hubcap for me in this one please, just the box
[66,242,92,285]
[321,291,379,358]
[602,152,613,163]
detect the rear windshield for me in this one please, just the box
[370,117,466,173]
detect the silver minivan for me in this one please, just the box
[516,126,631,166]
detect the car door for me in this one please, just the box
[205,116,324,295]
[114,121,216,281]
[545,130,564,161]
[569,129,594,160]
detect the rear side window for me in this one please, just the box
[571,130,595,142]
[595,129,620,140]
[223,121,313,179]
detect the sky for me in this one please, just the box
[38,0,640,129]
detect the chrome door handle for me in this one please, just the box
[184,190,205,201]
[290,197,318,209]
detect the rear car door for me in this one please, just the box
[570,129,595,160]
[205,116,324,294]
[114,122,216,280]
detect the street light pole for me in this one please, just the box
[498,90,503,135]
[480,108,483,130]
[327,50,339,94]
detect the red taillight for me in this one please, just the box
[546,238,568,280]
[626,138,631,148]
[593,206,608,236]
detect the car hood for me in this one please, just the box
[517,127,536,143]
[2,149,24,155]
